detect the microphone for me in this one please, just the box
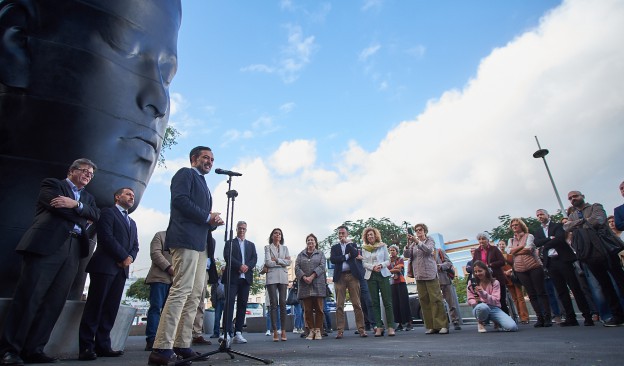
[214,168,242,176]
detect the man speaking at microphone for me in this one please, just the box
[148,146,224,366]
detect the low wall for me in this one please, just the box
[0,298,135,357]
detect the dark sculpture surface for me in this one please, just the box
[0,0,182,297]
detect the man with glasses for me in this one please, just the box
[563,191,624,327]
[0,159,100,365]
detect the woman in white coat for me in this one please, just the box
[264,228,291,341]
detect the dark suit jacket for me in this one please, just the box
[330,242,363,282]
[223,238,257,285]
[207,237,218,284]
[166,167,213,252]
[532,221,576,267]
[87,207,139,278]
[615,204,624,232]
[16,178,100,258]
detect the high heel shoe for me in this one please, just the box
[281,330,287,341]
[272,331,279,342]
[306,330,314,340]
[387,327,395,337]
[314,328,322,340]
[374,328,384,337]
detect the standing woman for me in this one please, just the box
[295,234,327,340]
[388,244,413,331]
[405,223,449,334]
[361,227,395,337]
[508,218,552,327]
[265,228,291,341]
[498,240,530,324]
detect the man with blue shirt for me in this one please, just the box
[148,146,223,366]
[0,159,100,365]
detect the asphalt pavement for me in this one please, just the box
[47,323,623,365]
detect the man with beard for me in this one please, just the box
[533,209,593,326]
[564,191,624,327]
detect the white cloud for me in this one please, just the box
[359,43,381,61]
[361,0,382,12]
[269,139,317,175]
[129,207,171,274]
[279,102,296,113]
[406,44,426,58]
[220,0,624,261]
[141,0,624,269]
[242,24,317,84]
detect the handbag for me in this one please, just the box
[510,269,522,286]
[286,287,299,305]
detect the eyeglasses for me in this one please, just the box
[75,168,94,178]
[415,228,424,232]
[510,224,520,227]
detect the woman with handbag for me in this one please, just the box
[388,244,412,331]
[362,227,395,337]
[264,228,291,341]
[508,218,552,327]
[498,240,530,324]
[405,223,449,334]
[294,234,327,340]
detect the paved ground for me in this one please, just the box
[49,323,623,365]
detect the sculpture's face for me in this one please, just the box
[0,0,181,208]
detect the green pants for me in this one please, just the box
[367,271,394,328]
[416,278,448,330]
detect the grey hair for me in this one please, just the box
[237,221,247,227]
[388,244,400,253]
[536,209,549,216]
[476,232,490,241]
[69,158,97,172]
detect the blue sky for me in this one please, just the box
[129,0,624,274]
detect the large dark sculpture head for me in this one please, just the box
[0,0,182,296]
[0,0,181,208]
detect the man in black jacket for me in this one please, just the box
[533,209,593,326]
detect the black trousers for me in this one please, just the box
[548,258,591,319]
[516,266,551,318]
[584,254,624,320]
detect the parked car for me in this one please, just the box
[325,300,336,312]
[245,302,263,318]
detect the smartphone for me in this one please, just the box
[407,227,414,235]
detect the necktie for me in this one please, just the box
[123,210,130,226]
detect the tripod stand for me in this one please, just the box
[175,173,272,365]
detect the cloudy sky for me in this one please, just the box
[129,0,624,276]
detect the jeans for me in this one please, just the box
[265,307,281,331]
[146,282,171,342]
[473,303,518,331]
[213,299,225,336]
[293,303,304,329]
[225,278,251,335]
[544,276,561,317]
[359,278,374,328]
[323,298,333,330]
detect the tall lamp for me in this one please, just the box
[532,136,567,217]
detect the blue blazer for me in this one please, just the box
[166,167,213,251]
[615,204,624,232]
[330,242,363,282]
[87,206,139,278]
[223,239,257,285]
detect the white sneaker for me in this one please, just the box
[477,323,487,333]
[233,331,247,344]
[292,328,299,334]
[265,330,271,336]
[219,333,232,347]
[438,327,449,334]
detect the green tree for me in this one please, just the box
[488,211,564,242]
[126,277,150,301]
[452,276,468,304]
[250,265,265,295]
[158,125,180,167]
[318,217,412,254]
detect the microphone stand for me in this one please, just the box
[175,173,272,365]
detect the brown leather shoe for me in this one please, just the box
[359,330,368,338]
[192,335,212,345]
[335,331,343,339]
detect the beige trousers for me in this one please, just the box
[154,247,207,349]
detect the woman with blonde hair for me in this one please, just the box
[264,228,291,341]
[508,218,551,328]
[405,223,449,334]
[361,227,395,336]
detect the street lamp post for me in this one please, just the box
[533,136,567,217]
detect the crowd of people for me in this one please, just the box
[2,147,623,366]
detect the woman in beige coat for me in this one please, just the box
[265,228,291,341]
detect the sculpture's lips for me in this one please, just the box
[122,135,159,163]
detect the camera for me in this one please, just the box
[470,277,481,303]
[407,227,414,235]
